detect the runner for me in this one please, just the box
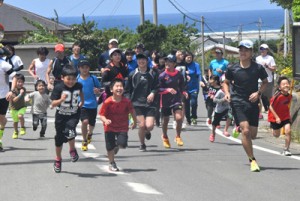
[158,54,188,148]
[77,59,101,150]
[223,40,268,172]
[99,78,137,171]
[51,65,84,173]
[268,76,292,156]
[124,53,158,152]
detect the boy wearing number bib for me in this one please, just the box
[50,65,84,173]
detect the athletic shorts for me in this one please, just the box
[161,104,183,117]
[0,98,9,115]
[54,112,80,147]
[231,102,259,127]
[105,132,128,151]
[10,107,27,122]
[270,119,291,130]
[80,107,97,126]
[212,109,229,126]
[134,106,155,117]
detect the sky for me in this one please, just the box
[4,0,282,18]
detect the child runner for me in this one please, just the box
[77,59,101,151]
[51,65,84,173]
[206,75,221,125]
[99,78,137,171]
[159,54,188,148]
[268,76,293,156]
[210,82,231,142]
[10,74,27,139]
[124,53,158,152]
[25,80,51,137]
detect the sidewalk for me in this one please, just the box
[257,112,300,153]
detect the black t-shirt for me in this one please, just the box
[52,57,71,80]
[225,61,268,103]
[124,68,158,108]
[50,82,82,115]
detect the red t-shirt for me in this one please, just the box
[268,92,292,123]
[99,96,134,132]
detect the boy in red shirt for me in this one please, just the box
[268,76,292,156]
[99,78,137,171]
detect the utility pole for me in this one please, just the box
[153,0,158,26]
[257,17,262,46]
[140,0,145,25]
[238,24,243,42]
[201,16,205,74]
[223,32,226,58]
[284,9,289,58]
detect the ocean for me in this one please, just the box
[60,9,284,33]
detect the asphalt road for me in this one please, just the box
[0,97,300,201]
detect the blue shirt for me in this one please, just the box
[186,61,201,93]
[69,54,86,71]
[127,60,138,74]
[77,75,100,109]
[209,58,228,77]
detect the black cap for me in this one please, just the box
[0,47,10,56]
[78,59,90,67]
[164,54,176,63]
[135,43,145,49]
[136,53,148,60]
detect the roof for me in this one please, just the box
[0,3,70,32]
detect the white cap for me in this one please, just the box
[260,44,269,49]
[109,38,118,44]
[238,40,253,49]
[109,48,121,57]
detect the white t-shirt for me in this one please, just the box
[8,55,23,82]
[34,58,50,83]
[0,59,12,99]
[256,55,276,83]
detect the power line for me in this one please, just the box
[110,0,123,16]
[87,0,105,17]
[62,0,89,17]
[168,0,202,23]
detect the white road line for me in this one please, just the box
[126,182,163,195]
[207,121,300,161]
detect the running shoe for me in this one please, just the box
[114,146,119,155]
[209,134,215,142]
[81,141,88,151]
[109,161,119,172]
[182,123,187,129]
[191,118,197,125]
[70,149,79,162]
[12,131,18,139]
[53,160,62,173]
[216,125,221,129]
[232,126,241,138]
[223,131,230,137]
[139,144,147,152]
[259,113,263,119]
[162,136,171,148]
[175,137,184,146]
[0,129,4,139]
[20,127,26,135]
[145,131,151,140]
[282,149,292,156]
[87,134,92,144]
[40,130,45,137]
[33,126,37,131]
[250,160,260,172]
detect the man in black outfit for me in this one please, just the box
[223,40,268,172]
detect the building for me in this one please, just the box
[0,3,70,44]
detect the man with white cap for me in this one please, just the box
[223,40,268,172]
[256,43,276,112]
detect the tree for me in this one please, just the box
[136,20,167,51]
[269,0,293,9]
[293,0,300,22]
